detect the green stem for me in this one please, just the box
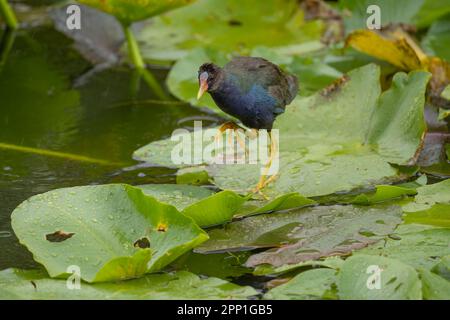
[121,22,144,70]
[121,21,167,100]
[0,0,18,29]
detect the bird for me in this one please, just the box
[196,56,298,193]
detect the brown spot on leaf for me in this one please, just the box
[134,237,150,249]
[46,230,75,242]
[228,19,242,26]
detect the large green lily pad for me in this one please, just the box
[11,184,208,282]
[78,0,195,24]
[0,268,257,300]
[136,64,429,198]
[196,204,403,269]
[136,0,324,61]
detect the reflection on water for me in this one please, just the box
[0,25,219,269]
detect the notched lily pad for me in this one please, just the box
[11,184,208,282]
[138,184,247,227]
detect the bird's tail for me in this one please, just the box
[286,75,299,104]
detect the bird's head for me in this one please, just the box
[197,63,221,99]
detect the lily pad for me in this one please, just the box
[11,184,208,282]
[209,65,430,197]
[0,268,257,300]
[263,268,338,300]
[78,0,196,24]
[339,0,450,32]
[338,254,422,300]
[138,184,246,227]
[136,0,324,61]
[196,204,403,269]
[350,185,417,205]
[422,18,450,62]
[357,224,450,271]
[402,179,450,212]
[135,65,430,198]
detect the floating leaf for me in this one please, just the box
[78,0,196,24]
[404,204,450,228]
[209,65,429,197]
[0,268,257,300]
[357,224,450,271]
[11,184,208,282]
[137,0,324,61]
[196,204,402,269]
[339,0,426,33]
[138,184,247,227]
[350,185,417,205]
[402,179,450,212]
[422,18,450,62]
[136,65,430,198]
[263,268,338,300]
[338,254,422,300]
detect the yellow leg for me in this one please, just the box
[215,122,247,154]
[253,131,279,196]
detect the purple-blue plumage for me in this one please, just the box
[198,57,298,130]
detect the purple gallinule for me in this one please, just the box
[197,56,298,193]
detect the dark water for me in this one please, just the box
[0,25,220,270]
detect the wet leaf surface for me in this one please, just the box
[136,65,430,198]
[11,184,208,282]
[137,0,324,61]
[138,184,246,227]
[78,0,195,24]
[338,254,422,300]
[196,204,402,269]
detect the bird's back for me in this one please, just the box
[224,56,298,108]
